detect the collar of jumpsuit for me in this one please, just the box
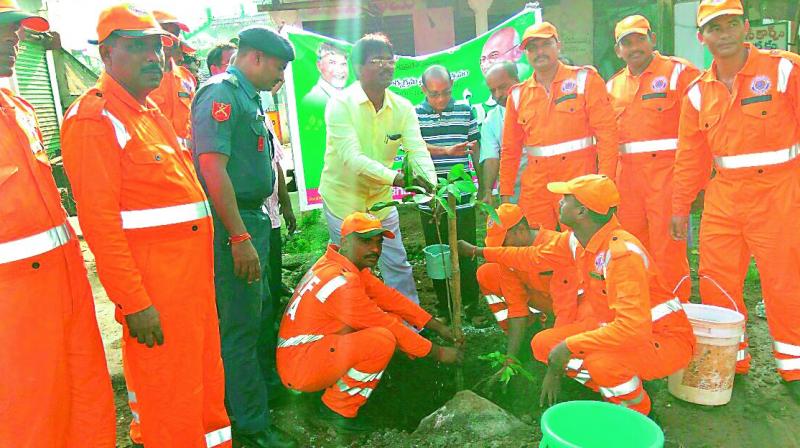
[699,42,759,83]
[226,65,260,101]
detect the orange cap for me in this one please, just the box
[0,0,49,32]
[485,203,525,247]
[92,3,173,45]
[152,10,190,33]
[341,212,396,240]
[520,22,559,49]
[615,15,651,43]
[697,0,744,28]
[547,174,620,214]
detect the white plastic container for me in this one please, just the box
[668,303,745,406]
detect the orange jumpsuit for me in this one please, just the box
[0,88,116,447]
[673,44,800,380]
[484,217,695,415]
[476,228,586,329]
[60,73,231,447]
[500,62,619,229]
[607,52,699,302]
[150,62,195,145]
[277,245,433,418]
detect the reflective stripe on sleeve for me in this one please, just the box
[346,368,384,383]
[206,426,232,447]
[651,297,683,322]
[316,275,347,303]
[484,294,505,305]
[777,58,794,93]
[277,334,324,348]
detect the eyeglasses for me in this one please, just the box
[427,88,452,99]
[368,58,396,68]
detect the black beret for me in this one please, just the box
[238,26,295,62]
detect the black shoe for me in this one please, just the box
[785,380,800,404]
[232,427,296,448]
[317,402,372,434]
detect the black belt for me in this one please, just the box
[236,199,266,210]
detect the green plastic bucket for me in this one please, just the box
[540,401,663,448]
[423,244,452,280]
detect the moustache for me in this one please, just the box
[141,65,163,75]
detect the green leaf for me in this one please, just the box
[412,193,433,204]
[454,179,477,194]
[447,164,466,182]
[436,195,455,218]
[405,186,428,195]
[476,201,501,225]
[369,201,400,212]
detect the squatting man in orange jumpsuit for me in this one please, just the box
[60,4,231,447]
[460,175,695,415]
[277,212,464,434]
[0,1,116,445]
[671,0,800,401]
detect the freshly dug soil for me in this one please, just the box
[87,208,800,448]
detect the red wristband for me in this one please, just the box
[228,232,252,245]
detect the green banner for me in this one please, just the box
[284,7,540,210]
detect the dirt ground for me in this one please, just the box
[84,208,800,447]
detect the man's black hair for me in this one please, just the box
[206,41,237,72]
[351,33,393,66]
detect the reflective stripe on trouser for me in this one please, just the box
[126,221,230,447]
[0,238,116,446]
[697,166,800,380]
[277,328,397,418]
[518,148,597,230]
[617,153,691,301]
[324,206,419,304]
[531,321,694,415]
[774,341,800,376]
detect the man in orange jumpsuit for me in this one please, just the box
[277,212,463,433]
[460,175,694,415]
[671,0,800,399]
[60,5,231,447]
[0,2,116,446]
[606,15,699,302]
[476,203,587,361]
[499,22,618,230]
[151,10,195,146]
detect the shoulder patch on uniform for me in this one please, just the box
[608,232,650,268]
[211,101,232,122]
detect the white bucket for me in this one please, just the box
[667,303,745,406]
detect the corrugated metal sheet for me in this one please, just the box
[16,40,61,158]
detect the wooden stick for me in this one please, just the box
[447,193,464,389]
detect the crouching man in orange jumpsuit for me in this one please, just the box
[60,5,231,447]
[476,203,586,361]
[277,212,463,433]
[460,175,694,415]
[671,0,800,400]
[0,2,115,445]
